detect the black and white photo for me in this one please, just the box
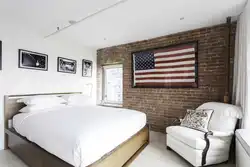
[0,41,2,70]
[82,59,92,77]
[57,57,77,74]
[18,49,48,71]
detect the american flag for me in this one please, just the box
[132,43,198,88]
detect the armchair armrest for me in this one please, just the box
[201,130,233,166]
[210,131,233,137]
[204,131,213,138]
[204,131,233,138]
[202,131,213,166]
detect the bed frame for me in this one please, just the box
[4,92,149,167]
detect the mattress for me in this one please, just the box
[13,105,147,167]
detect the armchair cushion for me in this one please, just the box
[197,102,242,132]
[181,109,214,132]
[167,126,232,150]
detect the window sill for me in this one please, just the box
[99,103,123,108]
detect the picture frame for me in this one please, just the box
[57,57,77,74]
[131,41,198,88]
[18,49,48,71]
[82,59,92,77]
[0,41,2,70]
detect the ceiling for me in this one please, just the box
[0,0,247,49]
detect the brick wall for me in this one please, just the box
[97,23,236,132]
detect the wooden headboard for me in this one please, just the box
[4,92,81,149]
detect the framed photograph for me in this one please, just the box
[0,41,2,70]
[57,57,77,74]
[132,41,198,88]
[82,59,92,77]
[18,49,48,71]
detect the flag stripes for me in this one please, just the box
[154,48,195,56]
[135,79,195,83]
[136,76,195,80]
[135,72,195,78]
[155,52,195,59]
[135,67,195,73]
[155,54,195,62]
[155,60,195,67]
[154,64,194,69]
[135,82,196,87]
[133,43,197,87]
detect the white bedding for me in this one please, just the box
[13,105,147,167]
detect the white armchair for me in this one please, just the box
[166,102,242,167]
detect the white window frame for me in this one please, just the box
[102,64,123,107]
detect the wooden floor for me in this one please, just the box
[0,131,235,167]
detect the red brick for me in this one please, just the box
[97,23,236,132]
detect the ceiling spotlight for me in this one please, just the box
[180,17,184,20]
[104,38,107,41]
[69,20,77,25]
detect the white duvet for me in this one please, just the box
[13,105,146,167]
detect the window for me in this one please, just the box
[103,64,123,106]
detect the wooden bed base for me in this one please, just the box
[4,92,149,167]
[6,126,149,167]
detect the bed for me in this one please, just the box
[4,92,149,167]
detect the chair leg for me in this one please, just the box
[166,146,172,151]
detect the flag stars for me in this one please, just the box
[134,51,155,71]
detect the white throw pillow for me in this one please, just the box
[181,109,214,132]
[17,96,66,106]
[19,104,66,113]
[65,94,95,106]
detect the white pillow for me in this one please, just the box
[66,94,95,106]
[19,104,66,113]
[181,109,214,132]
[17,96,66,105]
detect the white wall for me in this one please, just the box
[0,22,97,150]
